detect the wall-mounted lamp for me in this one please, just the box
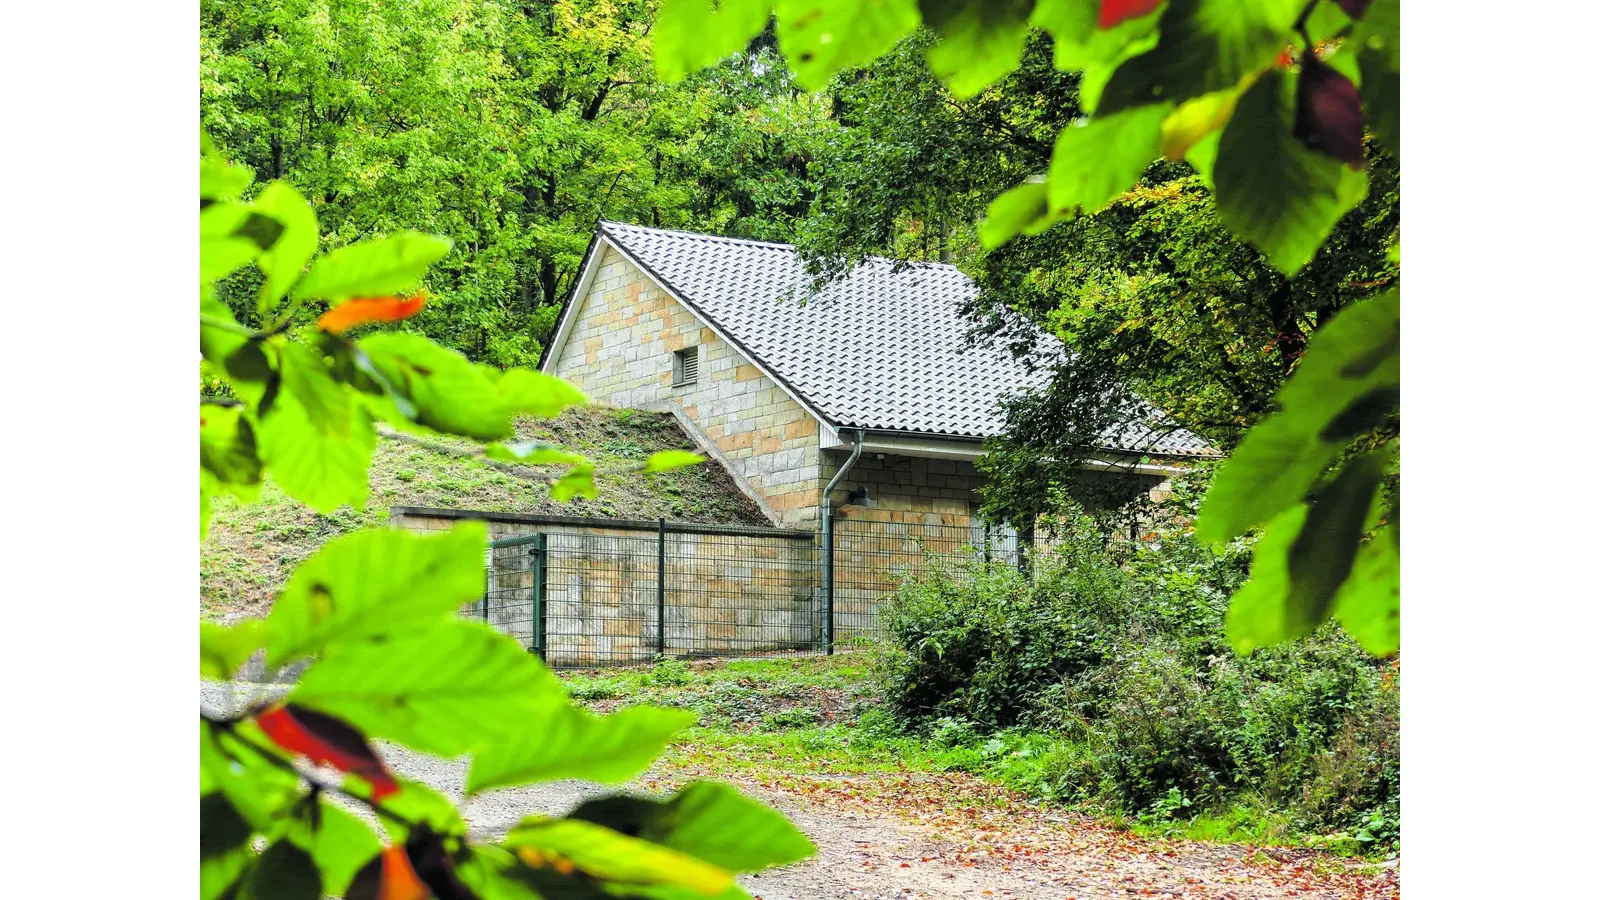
[843,486,874,508]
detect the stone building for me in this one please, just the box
[539,221,1217,538]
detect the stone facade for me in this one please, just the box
[821,449,984,527]
[550,246,824,526]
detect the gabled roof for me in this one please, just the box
[547,221,1217,458]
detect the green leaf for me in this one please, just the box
[1213,69,1369,273]
[504,818,736,896]
[292,232,451,302]
[485,441,586,466]
[1158,84,1247,161]
[201,405,263,487]
[454,846,551,900]
[201,202,269,282]
[202,792,254,861]
[1282,448,1392,634]
[1097,0,1301,114]
[251,182,320,314]
[202,619,267,680]
[550,463,598,502]
[1031,0,1164,76]
[774,0,921,91]
[264,523,490,668]
[1332,524,1399,656]
[278,341,356,438]
[202,471,215,540]
[285,797,383,896]
[201,719,304,832]
[289,619,567,756]
[257,374,375,514]
[360,332,513,440]
[202,156,255,202]
[1183,124,1221,188]
[1225,448,1391,654]
[1352,0,1399,155]
[497,368,589,418]
[1046,103,1170,217]
[1222,503,1306,653]
[920,0,1033,98]
[467,705,695,795]
[655,0,772,82]
[201,293,272,408]
[1196,290,1398,541]
[370,777,468,840]
[241,839,322,900]
[568,781,815,873]
[978,180,1057,249]
[642,450,706,473]
[202,842,251,900]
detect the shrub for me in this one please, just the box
[876,504,1398,847]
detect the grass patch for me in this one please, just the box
[554,654,1396,859]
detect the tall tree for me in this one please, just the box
[201,0,834,366]
[785,32,1397,525]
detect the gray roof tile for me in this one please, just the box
[598,221,1217,458]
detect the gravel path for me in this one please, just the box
[201,681,1398,900]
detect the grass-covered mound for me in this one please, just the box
[202,406,768,621]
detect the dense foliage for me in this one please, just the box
[875,489,1398,847]
[201,0,835,367]
[656,0,1402,659]
[199,138,811,899]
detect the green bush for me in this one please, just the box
[876,506,1398,847]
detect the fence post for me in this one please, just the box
[657,518,667,659]
[532,533,547,660]
[482,543,493,623]
[823,524,835,656]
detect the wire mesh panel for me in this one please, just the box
[542,531,661,667]
[663,531,818,661]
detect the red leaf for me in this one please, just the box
[1099,0,1163,29]
[1336,0,1373,18]
[255,704,400,800]
[317,293,427,334]
[1294,52,1366,168]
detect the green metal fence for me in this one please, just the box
[482,516,1021,668]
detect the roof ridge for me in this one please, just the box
[599,219,968,276]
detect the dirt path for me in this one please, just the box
[202,682,1398,900]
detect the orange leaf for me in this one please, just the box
[347,846,430,900]
[1099,0,1163,29]
[317,293,426,334]
[255,704,400,800]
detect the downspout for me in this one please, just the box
[820,428,865,655]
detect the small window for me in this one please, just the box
[672,346,699,387]
[969,503,1020,564]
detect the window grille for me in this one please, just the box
[673,346,699,386]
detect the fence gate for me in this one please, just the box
[483,533,547,658]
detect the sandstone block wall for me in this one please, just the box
[550,245,825,526]
[395,509,817,668]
